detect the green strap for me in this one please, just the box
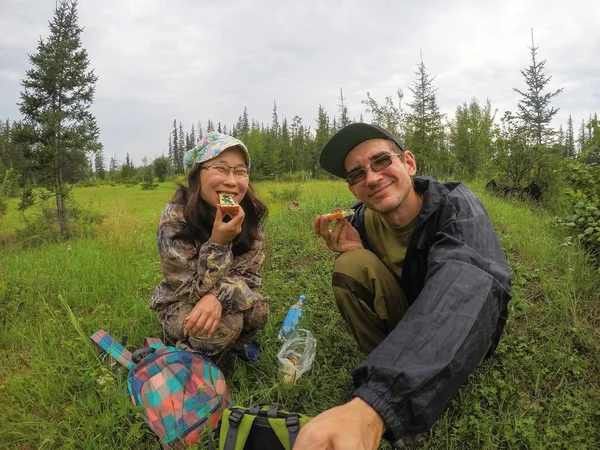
[220,408,257,450]
[285,414,301,449]
[268,413,312,450]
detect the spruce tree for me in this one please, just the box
[566,114,575,157]
[189,124,196,147]
[241,107,250,137]
[578,120,587,155]
[404,55,445,175]
[557,125,565,146]
[94,148,106,179]
[290,115,305,172]
[171,119,179,171]
[280,118,291,172]
[197,121,203,140]
[513,30,563,145]
[121,152,135,182]
[18,0,101,236]
[313,105,331,175]
[339,88,350,128]
[176,122,185,173]
[272,101,280,137]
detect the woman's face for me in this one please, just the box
[199,146,249,208]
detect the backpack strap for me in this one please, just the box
[220,408,257,450]
[266,405,279,418]
[90,330,134,370]
[266,408,310,450]
[111,335,128,375]
[144,337,164,349]
[285,414,301,449]
[131,347,156,363]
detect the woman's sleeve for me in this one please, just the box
[209,227,266,314]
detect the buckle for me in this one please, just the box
[285,414,300,432]
[228,409,245,427]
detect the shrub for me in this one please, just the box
[269,184,303,202]
[556,201,600,265]
[0,194,6,220]
[280,171,311,182]
[14,200,104,248]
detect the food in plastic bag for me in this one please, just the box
[276,329,316,384]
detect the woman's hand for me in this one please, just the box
[211,204,245,245]
[184,293,222,337]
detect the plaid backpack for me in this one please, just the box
[91,330,232,449]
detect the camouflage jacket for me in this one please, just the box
[150,202,266,314]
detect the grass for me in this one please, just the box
[0,179,599,449]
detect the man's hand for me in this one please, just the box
[211,204,245,246]
[184,293,222,337]
[293,398,385,450]
[314,208,364,253]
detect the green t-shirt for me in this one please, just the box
[364,208,419,280]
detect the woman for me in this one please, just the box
[150,132,268,361]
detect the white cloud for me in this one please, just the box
[0,0,598,164]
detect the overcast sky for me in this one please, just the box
[1,0,599,165]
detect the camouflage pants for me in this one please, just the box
[156,298,269,356]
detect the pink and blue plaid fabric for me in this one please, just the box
[91,330,232,449]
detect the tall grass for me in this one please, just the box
[0,180,598,449]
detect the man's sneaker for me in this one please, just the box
[232,341,260,362]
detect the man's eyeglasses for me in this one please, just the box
[201,162,249,178]
[345,153,404,186]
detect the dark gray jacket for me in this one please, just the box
[348,177,512,443]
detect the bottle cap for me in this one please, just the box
[299,295,306,302]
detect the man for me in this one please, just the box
[294,123,512,449]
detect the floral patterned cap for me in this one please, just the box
[183,132,250,171]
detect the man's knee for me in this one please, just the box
[333,249,381,279]
[332,250,381,313]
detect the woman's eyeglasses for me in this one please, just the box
[201,163,249,178]
[345,153,403,186]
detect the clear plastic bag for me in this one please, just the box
[276,329,316,384]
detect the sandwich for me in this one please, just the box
[218,192,239,215]
[325,209,355,220]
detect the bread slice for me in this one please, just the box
[325,209,355,221]
[218,192,239,214]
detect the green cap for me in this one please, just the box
[319,123,405,179]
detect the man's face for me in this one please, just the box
[344,139,417,215]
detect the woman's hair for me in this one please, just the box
[171,164,268,256]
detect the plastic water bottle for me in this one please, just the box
[278,295,306,340]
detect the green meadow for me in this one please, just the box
[0,180,599,449]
